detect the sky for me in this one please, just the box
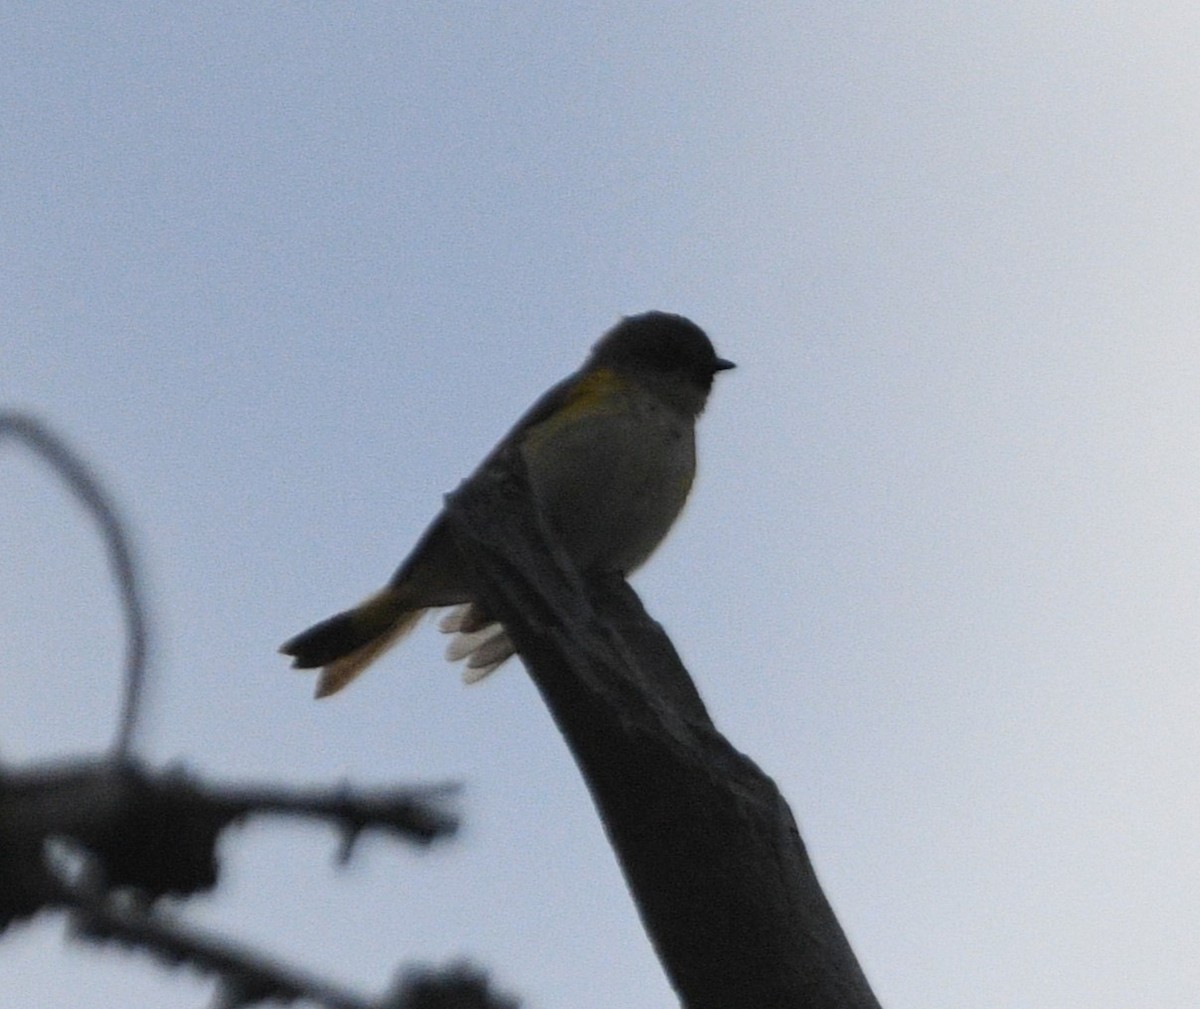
[3,4,1199,1007]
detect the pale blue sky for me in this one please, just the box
[4,5,1199,1008]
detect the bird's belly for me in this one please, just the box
[522,404,696,574]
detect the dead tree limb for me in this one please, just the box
[443,458,882,1009]
[1,412,513,1007]
[0,410,148,759]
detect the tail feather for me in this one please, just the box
[280,588,424,698]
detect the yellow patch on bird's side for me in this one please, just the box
[539,367,624,432]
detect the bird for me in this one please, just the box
[280,311,734,698]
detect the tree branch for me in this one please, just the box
[1,758,458,927]
[1,757,469,1007]
[2,413,515,1007]
[442,457,882,1009]
[62,880,515,1009]
[0,411,149,760]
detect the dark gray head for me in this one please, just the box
[589,312,735,411]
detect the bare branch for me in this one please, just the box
[442,456,882,1009]
[61,878,372,1009]
[2,413,503,1005]
[59,877,516,1009]
[0,758,458,931]
[0,411,149,760]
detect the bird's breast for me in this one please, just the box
[520,396,696,574]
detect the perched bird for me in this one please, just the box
[281,311,734,697]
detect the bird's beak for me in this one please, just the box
[714,357,736,372]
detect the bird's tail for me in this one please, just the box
[280,587,425,698]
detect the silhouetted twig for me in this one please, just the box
[2,758,458,918]
[61,876,514,1009]
[63,876,371,1009]
[1,756,464,1007]
[0,410,149,760]
[1,414,510,1007]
